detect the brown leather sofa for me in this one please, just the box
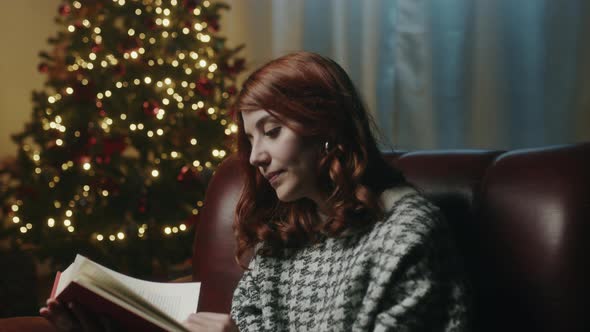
[2,142,589,332]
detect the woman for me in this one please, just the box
[41,52,470,331]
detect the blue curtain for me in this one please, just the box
[299,0,590,150]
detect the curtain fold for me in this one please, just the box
[221,0,590,150]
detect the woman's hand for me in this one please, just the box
[183,312,238,332]
[40,298,112,332]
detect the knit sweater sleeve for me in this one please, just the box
[371,203,469,332]
[230,255,263,331]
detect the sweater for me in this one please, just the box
[230,187,471,331]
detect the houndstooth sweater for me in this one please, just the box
[231,187,471,331]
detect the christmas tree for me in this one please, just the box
[0,0,245,278]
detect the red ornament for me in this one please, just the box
[221,58,245,77]
[102,136,126,156]
[227,86,237,96]
[138,197,147,213]
[177,166,201,186]
[183,0,201,11]
[142,100,160,117]
[112,63,126,77]
[206,17,220,32]
[195,77,214,97]
[58,4,71,16]
[98,109,107,117]
[38,63,49,73]
[91,42,102,54]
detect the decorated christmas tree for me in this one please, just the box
[0,0,245,278]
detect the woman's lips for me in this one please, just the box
[268,171,284,185]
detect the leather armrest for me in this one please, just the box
[0,316,56,332]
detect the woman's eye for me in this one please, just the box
[264,127,281,138]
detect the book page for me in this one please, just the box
[69,255,200,323]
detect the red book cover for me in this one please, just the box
[53,278,181,332]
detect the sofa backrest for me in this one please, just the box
[192,143,590,332]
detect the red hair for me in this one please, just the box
[231,52,407,266]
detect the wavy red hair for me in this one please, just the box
[231,52,407,266]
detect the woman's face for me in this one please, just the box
[242,109,322,204]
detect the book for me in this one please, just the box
[50,254,200,332]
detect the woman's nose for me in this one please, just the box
[249,142,270,167]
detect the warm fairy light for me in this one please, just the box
[20,227,27,233]
[26,223,32,229]
[94,27,101,34]
[192,160,200,167]
[48,218,55,227]
[87,63,94,70]
[102,190,109,197]
[12,216,20,223]
[199,59,207,67]
[197,200,204,207]
[166,88,174,95]
[128,28,135,36]
[192,208,199,215]
[117,232,125,240]
[183,27,190,34]
[33,154,40,161]
[207,107,215,114]
[205,161,212,168]
[83,185,90,191]
[135,9,142,15]
[133,78,140,85]
[162,18,170,27]
[151,169,159,177]
[162,31,169,38]
[73,1,81,9]
[116,82,123,88]
[117,0,125,6]
[65,210,73,217]
[35,167,42,174]
[56,139,64,146]
[157,129,164,136]
[149,37,156,44]
[194,23,203,31]
[105,90,112,97]
[208,64,217,72]
[212,149,219,157]
[83,162,91,170]
[66,87,74,94]
[144,76,152,84]
[97,92,104,99]
[48,96,56,103]
[54,201,61,208]
[172,227,178,233]
[109,235,116,241]
[64,219,71,227]
[190,138,197,145]
[162,98,170,105]
[193,8,201,15]
[68,25,76,32]
[130,124,137,131]
[130,51,138,59]
[68,226,75,232]
[120,113,127,120]
[171,151,178,158]
[185,68,192,75]
[11,204,19,212]
[179,224,187,231]
[172,60,179,67]
[97,234,104,241]
[201,34,211,43]
[164,227,172,235]
[147,131,154,137]
[89,53,97,60]
[203,0,210,7]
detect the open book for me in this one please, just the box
[50,254,200,332]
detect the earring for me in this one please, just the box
[324,141,330,153]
